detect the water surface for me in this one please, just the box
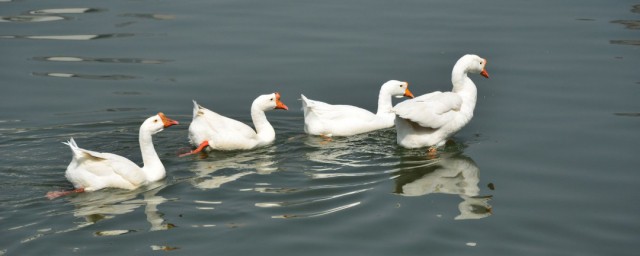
[1,0,639,255]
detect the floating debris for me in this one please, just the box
[225,223,245,228]
[150,245,179,251]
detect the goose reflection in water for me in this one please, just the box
[64,182,172,232]
[393,152,492,220]
[187,148,277,190]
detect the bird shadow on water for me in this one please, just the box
[246,130,494,220]
[5,182,176,249]
[178,147,278,190]
[392,141,493,220]
[55,181,175,235]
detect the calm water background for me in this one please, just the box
[1,0,639,255]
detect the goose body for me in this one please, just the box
[393,55,489,149]
[60,113,179,193]
[301,80,413,137]
[183,92,288,155]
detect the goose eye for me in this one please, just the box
[399,84,403,87]
[154,119,158,123]
[270,98,274,101]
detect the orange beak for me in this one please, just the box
[158,112,179,128]
[404,86,414,99]
[274,92,289,110]
[481,58,489,79]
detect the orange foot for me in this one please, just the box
[320,134,333,144]
[427,146,438,159]
[46,188,85,200]
[179,141,210,157]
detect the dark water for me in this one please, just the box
[1,0,639,255]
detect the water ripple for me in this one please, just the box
[0,33,134,40]
[192,171,254,190]
[185,148,278,190]
[0,15,65,22]
[614,112,640,117]
[0,7,100,23]
[303,130,400,170]
[28,8,101,14]
[311,170,396,179]
[610,40,640,46]
[271,202,361,219]
[247,133,400,219]
[94,230,135,236]
[120,13,175,20]
[611,20,640,30]
[32,56,172,64]
[255,188,372,208]
[249,180,382,195]
[32,72,137,80]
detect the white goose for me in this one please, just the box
[180,92,288,156]
[393,54,490,150]
[47,113,179,199]
[301,80,414,137]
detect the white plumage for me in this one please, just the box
[393,54,490,149]
[301,80,414,137]
[60,113,179,193]
[183,92,288,155]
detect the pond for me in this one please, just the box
[1,0,639,255]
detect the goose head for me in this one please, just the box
[253,92,289,111]
[142,112,179,134]
[462,54,490,79]
[382,80,414,99]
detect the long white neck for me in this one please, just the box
[451,63,478,116]
[251,104,275,144]
[376,88,396,123]
[139,128,166,182]
[376,88,394,114]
